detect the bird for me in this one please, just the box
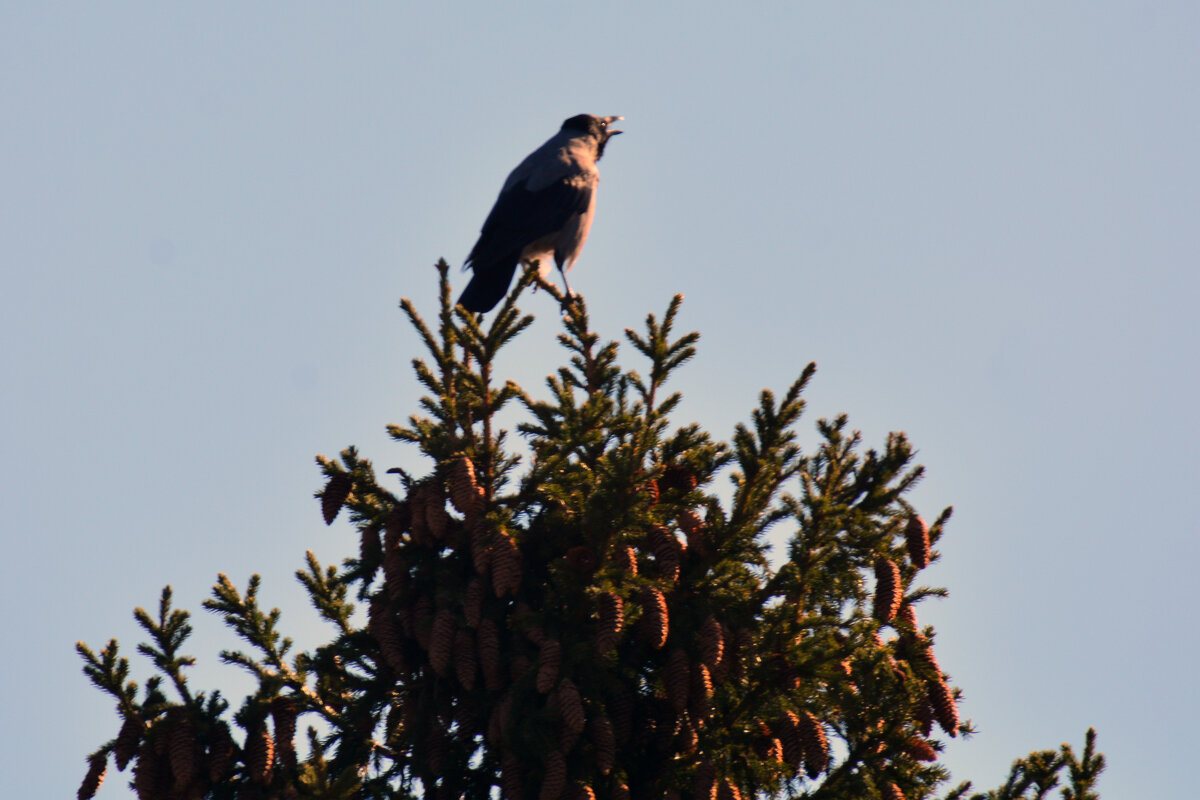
[457,114,623,313]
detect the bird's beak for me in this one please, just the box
[604,116,624,136]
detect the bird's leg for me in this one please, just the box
[558,264,580,306]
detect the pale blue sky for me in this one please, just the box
[3,4,1196,798]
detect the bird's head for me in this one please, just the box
[562,114,624,159]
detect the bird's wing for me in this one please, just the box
[466,171,595,269]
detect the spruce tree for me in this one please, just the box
[77,262,1104,800]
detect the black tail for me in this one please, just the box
[456,257,521,313]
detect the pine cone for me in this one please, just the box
[642,477,660,505]
[207,721,237,783]
[717,778,743,800]
[902,736,938,761]
[897,603,919,631]
[540,750,567,800]
[659,464,697,494]
[589,715,615,775]
[271,696,298,770]
[677,508,704,537]
[421,483,449,540]
[647,525,681,582]
[698,616,724,670]
[690,663,713,719]
[594,592,624,655]
[914,697,934,738]
[464,576,486,628]
[114,713,143,771]
[478,618,504,691]
[873,556,902,623]
[883,782,906,800]
[638,588,669,649]
[558,678,586,736]
[384,501,410,548]
[608,689,634,744]
[369,597,407,675]
[429,609,456,676]
[571,782,597,800]
[775,711,804,771]
[692,760,717,800]
[359,523,382,570]
[167,713,201,791]
[320,472,352,525]
[565,545,599,575]
[501,750,523,800]
[537,639,563,693]
[78,752,107,800]
[132,742,162,800]
[613,781,631,800]
[928,678,959,737]
[454,629,478,690]
[244,715,274,786]
[449,455,485,517]
[796,710,828,778]
[665,648,690,713]
[905,515,930,569]
[613,544,638,576]
[491,532,523,597]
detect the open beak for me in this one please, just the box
[604,115,624,136]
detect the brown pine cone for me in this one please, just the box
[589,714,615,775]
[320,472,352,525]
[571,782,597,800]
[491,532,523,597]
[464,577,485,628]
[501,750,523,800]
[883,782,906,800]
[659,464,698,494]
[905,515,931,569]
[902,736,938,761]
[698,616,724,670]
[775,711,804,771]
[594,592,624,655]
[383,546,408,601]
[243,715,274,786]
[540,751,567,800]
[207,721,237,783]
[359,523,382,575]
[558,678,586,735]
[677,508,704,537]
[608,689,634,745]
[796,710,828,778]
[613,781,631,800]
[470,517,492,575]
[478,618,504,691]
[690,663,713,719]
[928,678,959,737]
[914,696,934,738]
[384,501,410,548]
[647,525,681,582]
[422,483,449,540]
[897,603,919,631]
[369,597,407,675]
[638,588,669,649]
[717,778,743,800]
[429,609,456,676]
[167,713,200,791]
[613,544,638,576]
[537,639,563,693]
[454,629,478,689]
[271,696,298,770]
[78,752,107,800]
[449,455,484,517]
[665,648,690,713]
[872,556,902,623]
[132,742,162,800]
[692,759,717,800]
[114,713,143,771]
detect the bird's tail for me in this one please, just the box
[456,257,522,313]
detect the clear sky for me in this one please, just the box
[3,4,1196,798]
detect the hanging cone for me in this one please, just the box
[665,648,690,713]
[613,544,638,576]
[78,752,107,800]
[243,714,274,786]
[775,711,804,771]
[464,577,485,628]
[537,639,563,693]
[491,532,523,597]
[659,464,697,494]
[271,696,298,770]
[478,618,503,691]
[454,629,478,690]
[594,592,624,655]
[558,678,586,736]
[589,715,615,775]
[540,751,567,800]
[928,678,959,737]
[902,736,938,762]
[320,472,352,525]
[167,713,200,791]
[207,721,237,783]
[698,616,724,670]
[689,663,713,719]
[359,523,382,576]
[872,557,902,623]
[905,515,931,569]
[638,588,669,649]
[500,750,523,800]
[796,710,829,778]
[132,742,162,800]
[883,782,906,800]
[469,517,492,575]
[647,525,681,582]
[449,455,484,517]
[114,713,143,771]
[692,760,717,800]
[717,778,743,800]
[429,609,456,676]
